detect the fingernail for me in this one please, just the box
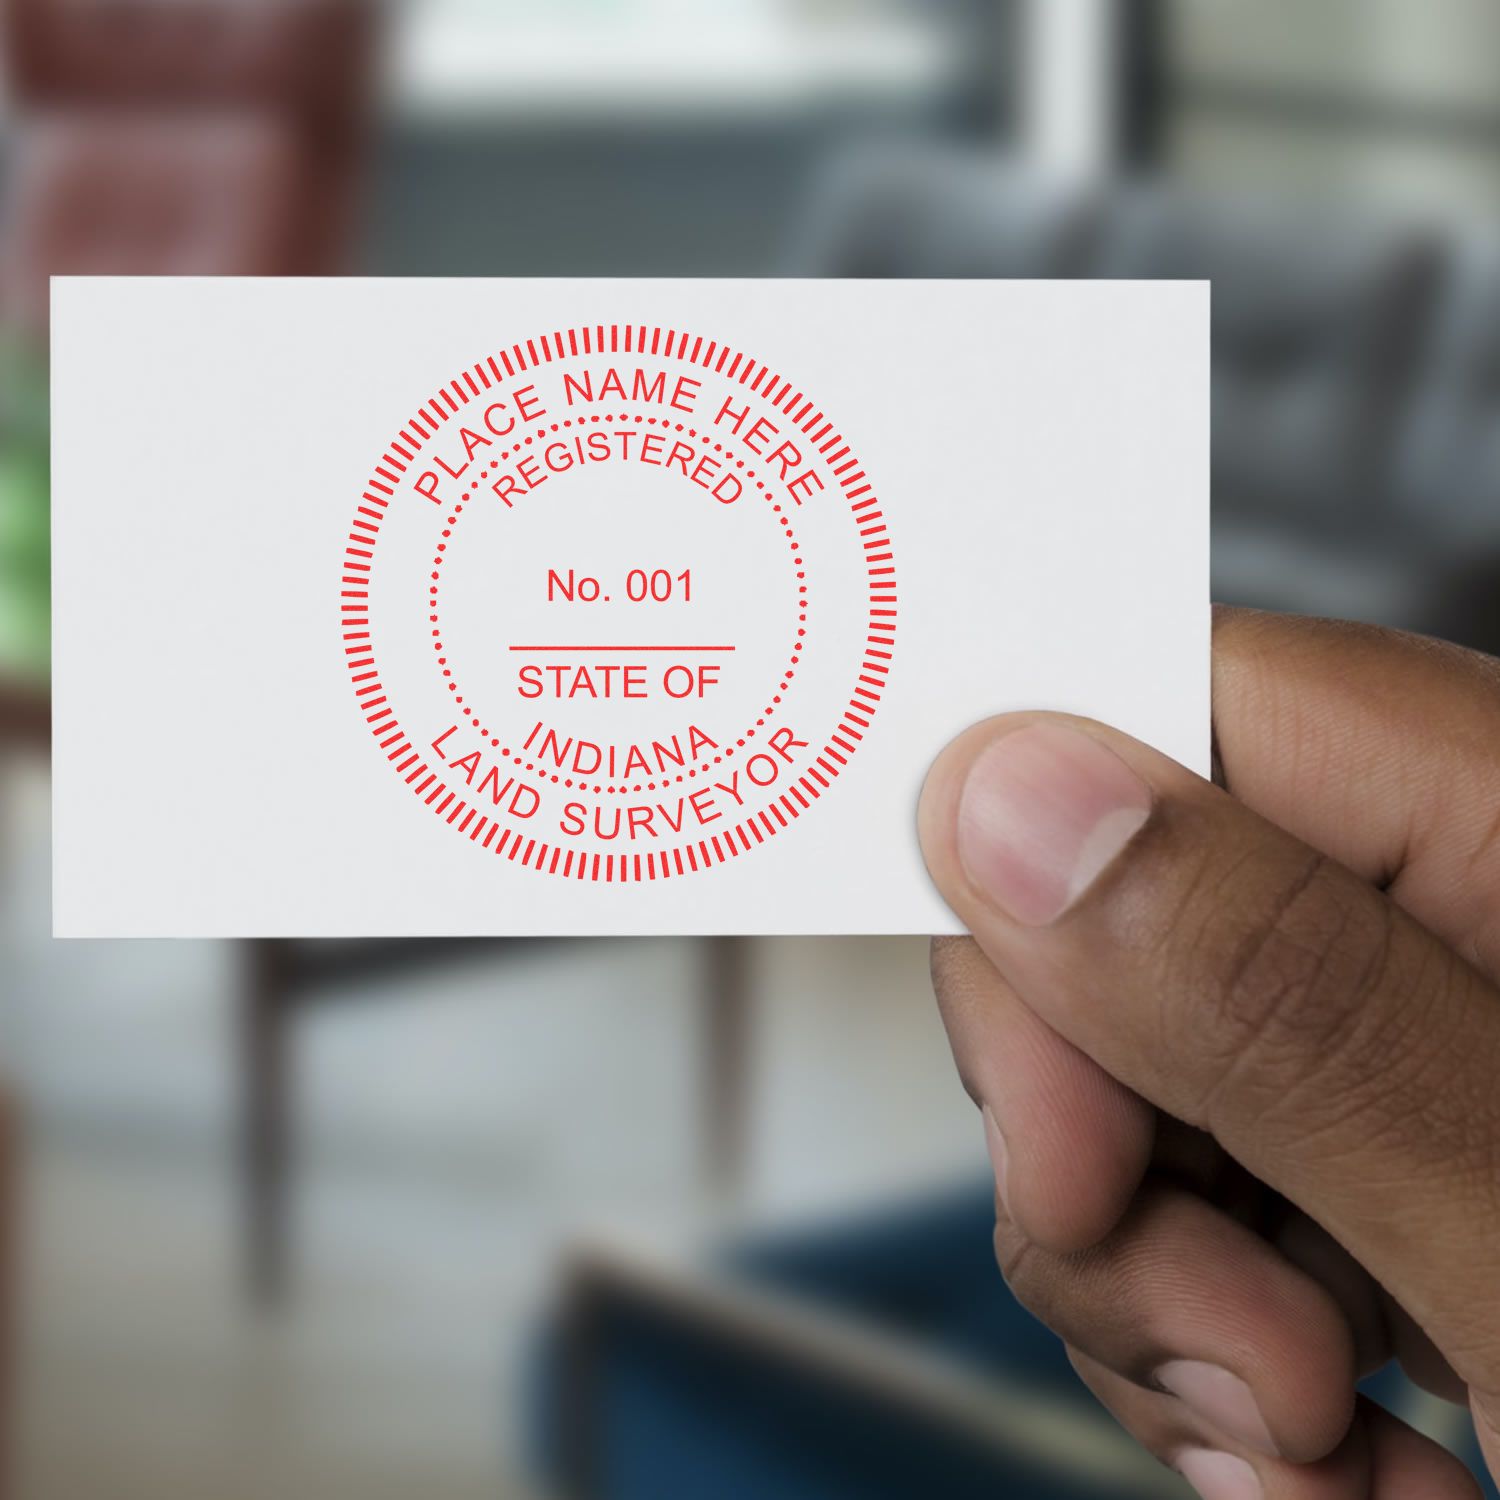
[1158,1361,1277,1457]
[981,1104,1011,1217]
[956,724,1152,925]
[1176,1449,1262,1500]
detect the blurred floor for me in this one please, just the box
[19,1142,529,1500]
[4,750,974,1500]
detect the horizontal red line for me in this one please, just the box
[507,645,736,652]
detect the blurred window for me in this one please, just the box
[387,0,968,124]
[1157,0,1500,220]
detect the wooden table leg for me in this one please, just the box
[702,935,752,1197]
[240,940,293,1305]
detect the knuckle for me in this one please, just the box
[929,934,968,996]
[1441,1303,1500,1402]
[928,935,1000,1110]
[994,1222,1110,1348]
[993,1219,1057,1323]
[1473,1380,1500,1440]
[1183,852,1401,1125]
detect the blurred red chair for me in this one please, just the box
[0,2,755,1320]
[2,113,310,308]
[5,0,375,120]
[0,0,381,1331]
[0,0,378,326]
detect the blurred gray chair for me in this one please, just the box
[1395,240,1500,546]
[790,146,1500,648]
[788,144,1099,281]
[1093,181,1441,530]
[1091,180,1449,623]
[1388,241,1500,646]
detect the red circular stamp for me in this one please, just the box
[342,324,897,882]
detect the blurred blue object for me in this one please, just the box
[532,1181,1498,1500]
[531,1181,1167,1500]
[1359,1365,1498,1499]
[723,1180,1075,1394]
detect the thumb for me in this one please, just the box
[918,713,1500,1412]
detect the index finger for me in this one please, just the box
[1211,608,1500,974]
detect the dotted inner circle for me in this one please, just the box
[429,413,808,795]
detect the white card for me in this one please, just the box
[52,277,1207,937]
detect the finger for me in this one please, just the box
[1269,1212,1390,1380]
[996,1181,1356,1462]
[1211,608,1500,977]
[1070,1352,1482,1500]
[1223,1197,1464,1402]
[933,935,1154,1251]
[1069,1346,1364,1500]
[917,713,1500,1409]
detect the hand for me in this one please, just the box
[917,607,1500,1500]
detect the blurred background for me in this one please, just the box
[2,1,1500,1497]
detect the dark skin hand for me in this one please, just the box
[918,607,1500,1500]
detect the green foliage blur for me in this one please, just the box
[0,336,49,683]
